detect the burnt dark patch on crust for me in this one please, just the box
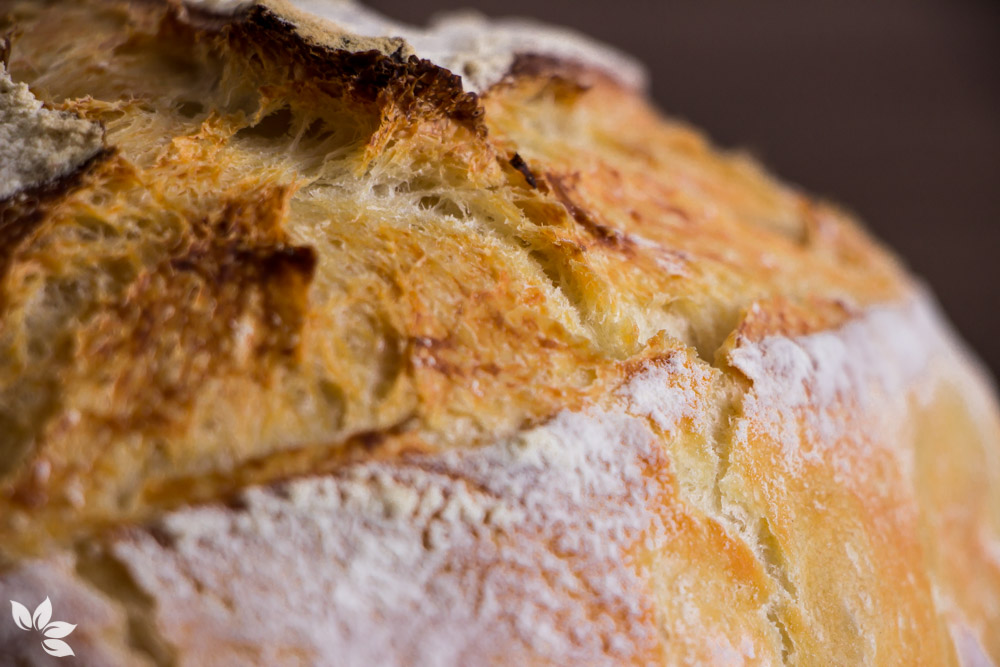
[502,54,600,97]
[509,53,591,80]
[185,3,486,134]
[509,152,537,188]
[0,32,12,67]
[7,459,51,509]
[543,172,631,250]
[357,430,388,452]
[78,185,316,431]
[0,148,114,295]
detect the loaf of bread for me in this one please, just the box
[1,0,998,664]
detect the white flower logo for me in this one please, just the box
[10,597,76,657]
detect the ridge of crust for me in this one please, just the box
[183,0,648,93]
[181,0,486,132]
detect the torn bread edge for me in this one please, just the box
[182,0,648,93]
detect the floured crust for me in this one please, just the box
[1,0,998,665]
[0,64,104,200]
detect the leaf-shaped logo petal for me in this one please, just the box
[42,639,75,657]
[43,621,77,639]
[32,597,52,631]
[10,601,32,631]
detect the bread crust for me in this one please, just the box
[0,1,998,664]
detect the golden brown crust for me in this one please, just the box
[0,1,998,664]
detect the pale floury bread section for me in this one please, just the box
[0,0,998,664]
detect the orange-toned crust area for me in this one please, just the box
[0,1,998,665]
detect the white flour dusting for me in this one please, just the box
[727,294,954,483]
[0,64,104,199]
[617,352,711,437]
[112,406,672,665]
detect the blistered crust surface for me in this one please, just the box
[0,1,999,665]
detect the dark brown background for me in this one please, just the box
[370,0,1000,381]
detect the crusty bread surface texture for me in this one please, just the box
[1,1,999,665]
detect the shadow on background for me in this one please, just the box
[370,0,1000,380]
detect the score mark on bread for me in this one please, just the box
[1,0,998,664]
